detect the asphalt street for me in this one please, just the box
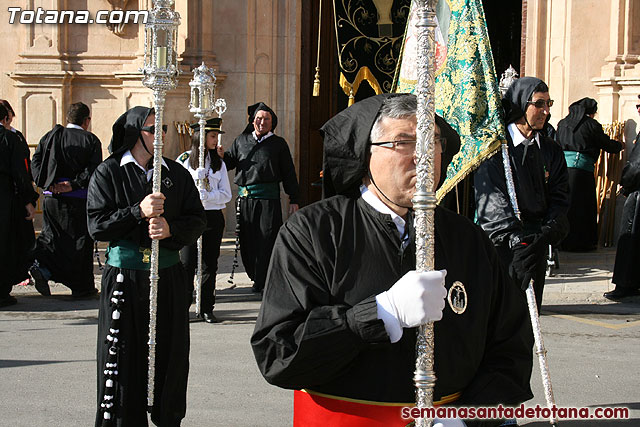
[1,243,638,426]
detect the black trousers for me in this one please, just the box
[33,195,94,294]
[238,198,282,291]
[0,192,35,297]
[180,209,225,313]
[96,263,190,427]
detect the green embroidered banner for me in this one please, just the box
[394,0,506,200]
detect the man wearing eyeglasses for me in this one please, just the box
[29,102,103,299]
[474,77,570,310]
[252,94,533,427]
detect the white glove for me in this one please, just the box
[433,419,466,427]
[376,270,447,343]
[195,167,207,180]
[198,188,209,201]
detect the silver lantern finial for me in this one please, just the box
[498,65,519,97]
[188,62,217,321]
[141,0,180,410]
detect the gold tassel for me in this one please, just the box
[312,0,322,97]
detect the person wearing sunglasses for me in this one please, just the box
[252,94,533,427]
[475,76,570,311]
[28,102,103,300]
[87,106,206,426]
[556,98,623,252]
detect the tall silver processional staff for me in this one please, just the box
[141,0,180,408]
[188,63,217,319]
[499,66,559,427]
[412,1,438,426]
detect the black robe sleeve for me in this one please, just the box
[9,132,38,207]
[87,160,145,242]
[474,151,523,246]
[279,140,300,204]
[222,138,239,171]
[541,140,570,244]
[68,133,102,191]
[251,210,390,389]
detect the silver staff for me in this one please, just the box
[412,1,438,426]
[141,0,180,409]
[189,63,217,319]
[214,98,227,148]
[499,68,558,427]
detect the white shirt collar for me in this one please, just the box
[252,130,273,143]
[120,150,169,181]
[66,123,84,130]
[508,122,540,148]
[360,184,406,238]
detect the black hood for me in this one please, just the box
[502,76,547,124]
[559,97,597,131]
[321,93,461,198]
[109,106,153,156]
[243,102,278,134]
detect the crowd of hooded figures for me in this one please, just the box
[1,87,639,427]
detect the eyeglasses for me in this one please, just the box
[141,125,168,134]
[370,138,446,154]
[527,99,554,109]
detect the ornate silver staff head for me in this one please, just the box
[498,65,519,97]
[141,0,181,91]
[214,98,227,118]
[189,62,217,117]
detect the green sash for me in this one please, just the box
[564,151,596,173]
[106,240,180,271]
[238,182,280,199]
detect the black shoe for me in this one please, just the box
[29,266,51,296]
[0,295,17,308]
[251,285,263,293]
[202,312,218,323]
[71,288,99,300]
[604,287,640,301]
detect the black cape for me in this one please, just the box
[32,126,102,191]
[30,125,102,291]
[252,196,533,406]
[0,127,38,295]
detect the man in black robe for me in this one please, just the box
[604,99,640,300]
[87,106,206,426]
[557,97,623,251]
[474,77,570,310]
[0,103,38,307]
[217,102,300,293]
[252,94,533,427]
[29,102,103,298]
